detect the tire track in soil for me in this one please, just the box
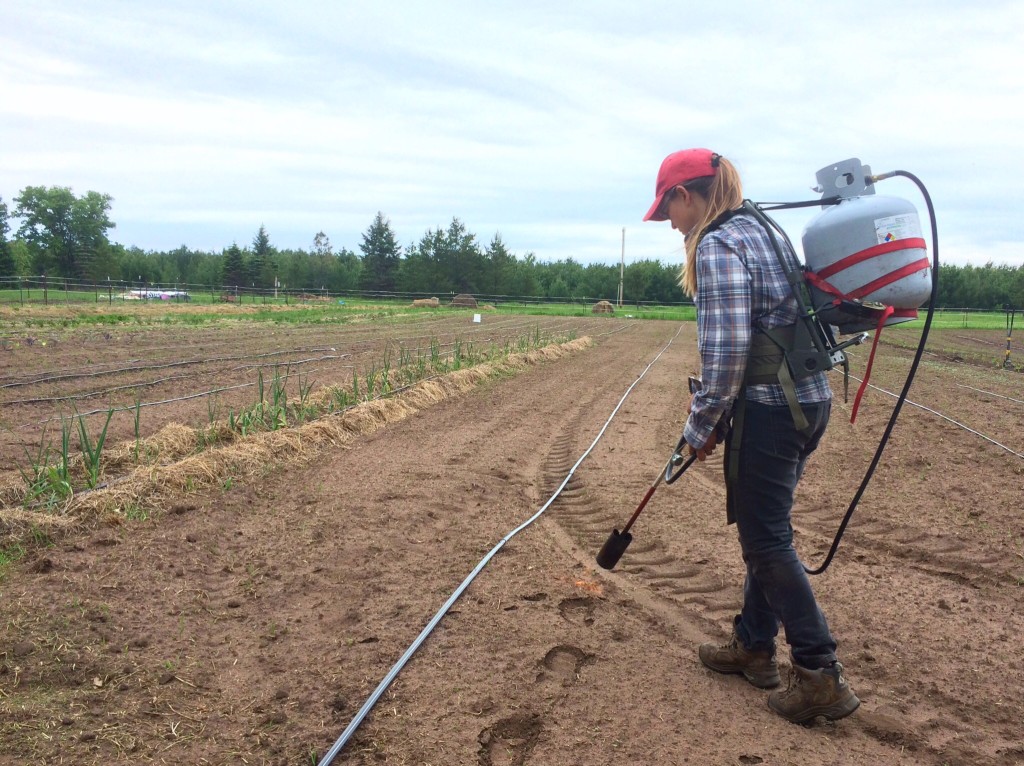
[545,436,734,628]
[538,332,1024,765]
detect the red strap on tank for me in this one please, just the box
[849,306,893,422]
[815,237,927,280]
[843,257,931,301]
[806,257,930,305]
[805,256,927,424]
[804,240,930,423]
[848,307,917,423]
[803,271,847,306]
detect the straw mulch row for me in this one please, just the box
[0,337,592,547]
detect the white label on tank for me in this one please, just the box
[874,214,921,245]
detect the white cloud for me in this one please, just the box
[1,0,1022,267]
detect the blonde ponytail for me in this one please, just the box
[679,157,744,296]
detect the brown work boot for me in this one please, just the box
[698,635,781,688]
[768,661,860,723]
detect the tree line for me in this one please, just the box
[1,186,1021,308]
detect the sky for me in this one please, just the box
[2,1,1023,269]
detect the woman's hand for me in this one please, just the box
[687,389,721,461]
[688,428,719,461]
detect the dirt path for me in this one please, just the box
[1,319,1022,765]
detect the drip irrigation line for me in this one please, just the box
[17,329,610,428]
[316,324,683,766]
[850,376,1024,460]
[7,372,202,406]
[2,355,351,407]
[947,333,1023,354]
[22,380,261,428]
[954,383,1024,406]
[12,335,613,506]
[0,347,346,390]
[1,319,585,391]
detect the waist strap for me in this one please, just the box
[726,327,814,501]
[745,327,810,432]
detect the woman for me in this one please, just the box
[643,148,859,723]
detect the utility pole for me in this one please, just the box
[618,227,625,307]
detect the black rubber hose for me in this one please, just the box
[803,170,939,575]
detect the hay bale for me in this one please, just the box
[412,297,440,307]
[592,300,615,314]
[451,294,478,308]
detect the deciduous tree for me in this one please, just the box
[0,196,15,278]
[13,186,114,279]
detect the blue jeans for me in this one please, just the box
[725,399,837,670]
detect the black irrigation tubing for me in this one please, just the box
[316,323,680,766]
[850,375,1024,460]
[21,380,262,428]
[18,366,329,428]
[17,329,617,429]
[0,340,348,384]
[27,329,633,503]
[0,347,345,389]
[0,323,526,389]
[0,318,590,389]
[36,319,563,388]
[15,371,457,511]
[1,355,353,407]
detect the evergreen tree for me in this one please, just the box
[485,233,515,295]
[221,243,246,289]
[333,246,363,292]
[398,233,439,293]
[250,224,277,288]
[581,262,619,300]
[443,218,483,293]
[509,252,538,297]
[359,212,401,292]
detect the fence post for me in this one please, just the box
[43,273,48,306]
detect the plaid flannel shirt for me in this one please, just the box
[683,212,831,450]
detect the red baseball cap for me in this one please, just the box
[643,148,718,221]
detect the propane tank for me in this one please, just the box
[802,159,932,333]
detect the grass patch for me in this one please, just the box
[0,294,701,330]
[492,301,696,321]
[0,542,26,581]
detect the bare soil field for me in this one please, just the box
[1,312,1022,766]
